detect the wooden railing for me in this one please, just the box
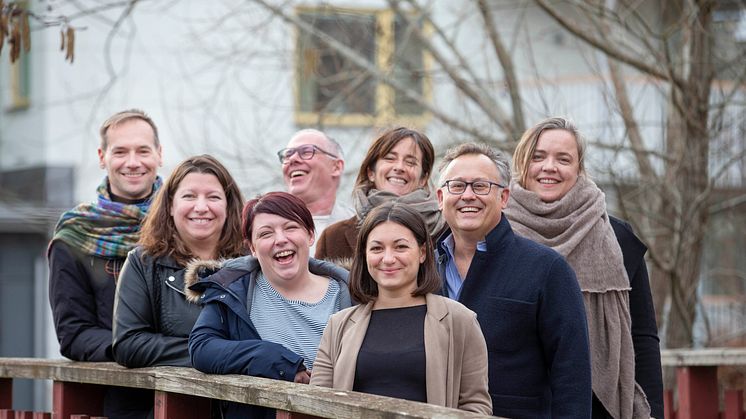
[661,348,746,419]
[0,358,487,419]
[3,350,746,418]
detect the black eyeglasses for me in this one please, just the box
[441,180,505,195]
[276,144,338,163]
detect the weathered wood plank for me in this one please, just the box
[0,359,155,390]
[151,367,486,418]
[0,359,489,419]
[276,412,322,419]
[661,349,746,367]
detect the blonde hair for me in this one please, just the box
[512,117,586,187]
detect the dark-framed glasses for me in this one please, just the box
[441,180,505,195]
[277,144,338,163]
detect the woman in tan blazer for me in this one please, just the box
[310,202,491,415]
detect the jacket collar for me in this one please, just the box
[482,216,513,254]
[425,293,448,321]
[436,215,513,257]
[184,255,350,304]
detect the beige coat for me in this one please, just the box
[310,293,492,415]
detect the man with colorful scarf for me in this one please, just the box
[48,109,163,362]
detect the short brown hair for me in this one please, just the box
[512,117,586,187]
[99,109,160,150]
[355,127,435,191]
[242,192,315,250]
[349,201,441,303]
[139,155,245,265]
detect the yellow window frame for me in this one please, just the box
[294,6,432,127]
[8,53,31,111]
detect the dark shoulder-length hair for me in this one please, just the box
[349,201,441,303]
[354,127,435,191]
[241,191,315,249]
[139,154,245,265]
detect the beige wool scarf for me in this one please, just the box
[504,176,650,419]
[352,186,445,237]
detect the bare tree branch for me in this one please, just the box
[477,0,525,137]
[387,0,516,135]
[250,0,499,143]
[534,0,684,87]
[607,59,657,179]
[84,0,140,130]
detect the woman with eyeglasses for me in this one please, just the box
[504,117,663,419]
[312,202,491,414]
[315,127,445,262]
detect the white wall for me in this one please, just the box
[3,0,671,204]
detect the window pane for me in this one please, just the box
[298,12,376,115]
[393,17,425,115]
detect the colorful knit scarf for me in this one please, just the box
[51,176,162,258]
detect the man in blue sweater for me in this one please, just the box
[435,142,591,418]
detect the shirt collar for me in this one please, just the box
[443,233,487,258]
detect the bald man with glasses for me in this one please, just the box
[278,129,354,254]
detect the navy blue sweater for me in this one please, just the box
[437,216,592,419]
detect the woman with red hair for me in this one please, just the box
[186,191,352,419]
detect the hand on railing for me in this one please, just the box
[295,369,311,384]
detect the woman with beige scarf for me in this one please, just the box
[504,117,663,419]
[315,127,445,262]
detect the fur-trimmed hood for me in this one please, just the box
[323,257,353,272]
[183,258,226,303]
[183,255,350,304]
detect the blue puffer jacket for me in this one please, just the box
[185,256,351,419]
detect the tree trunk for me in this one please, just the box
[662,0,715,349]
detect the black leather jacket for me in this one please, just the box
[112,246,201,368]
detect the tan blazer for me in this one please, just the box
[311,293,492,415]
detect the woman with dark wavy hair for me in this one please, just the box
[312,202,491,415]
[112,154,245,369]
